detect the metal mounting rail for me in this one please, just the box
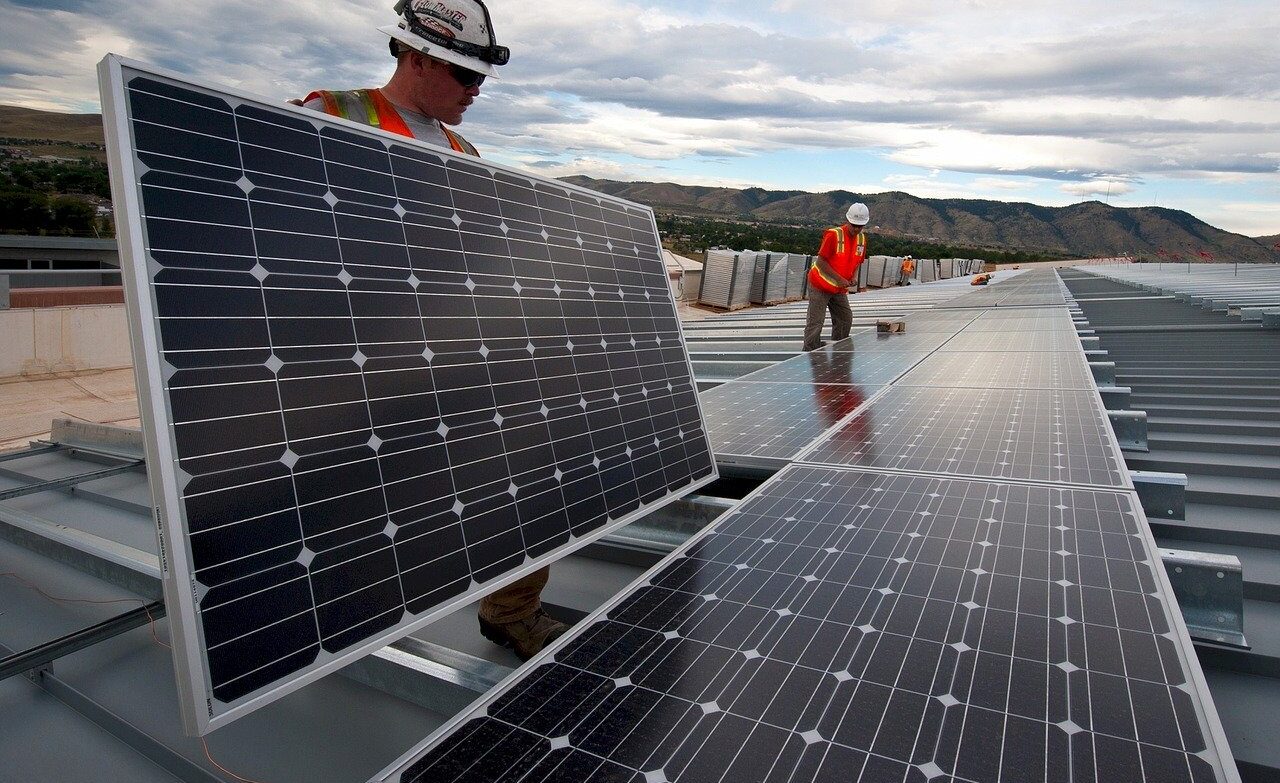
[0,443,64,464]
[0,600,166,682]
[0,461,143,502]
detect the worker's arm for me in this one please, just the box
[814,232,852,288]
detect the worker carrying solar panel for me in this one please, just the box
[298,0,568,662]
[803,202,869,351]
[899,255,915,285]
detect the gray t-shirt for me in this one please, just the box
[303,95,453,149]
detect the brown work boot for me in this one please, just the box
[478,607,568,661]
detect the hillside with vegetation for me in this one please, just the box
[565,176,1280,264]
[1,105,111,237]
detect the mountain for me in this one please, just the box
[0,104,107,161]
[0,104,104,144]
[2,103,1273,261]
[1257,234,1280,248]
[563,176,1278,263]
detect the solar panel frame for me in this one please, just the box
[99,54,718,734]
[374,466,1239,783]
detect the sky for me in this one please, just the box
[2,0,1279,236]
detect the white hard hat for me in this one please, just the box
[846,202,870,226]
[379,0,508,78]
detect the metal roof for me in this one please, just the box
[1059,265,1280,780]
[3,267,1277,781]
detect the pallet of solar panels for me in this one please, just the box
[783,253,810,301]
[916,258,938,283]
[698,248,756,310]
[862,255,888,288]
[748,251,790,305]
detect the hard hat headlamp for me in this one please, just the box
[393,0,510,65]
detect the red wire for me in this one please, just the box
[3,572,269,781]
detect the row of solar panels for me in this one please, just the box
[699,250,985,310]
[382,270,1240,782]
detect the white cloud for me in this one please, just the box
[1,0,1278,231]
[1060,180,1137,198]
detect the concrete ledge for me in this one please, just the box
[0,305,131,378]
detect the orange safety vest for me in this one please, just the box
[808,226,866,294]
[304,88,478,156]
[901,258,915,275]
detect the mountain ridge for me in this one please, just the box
[562,176,1277,263]
[2,103,1273,261]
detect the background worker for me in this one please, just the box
[899,255,915,285]
[301,0,567,662]
[803,203,870,351]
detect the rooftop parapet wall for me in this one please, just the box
[0,304,131,378]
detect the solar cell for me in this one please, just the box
[381,466,1233,783]
[701,381,878,470]
[895,351,1095,391]
[798,386,1126,488]
[100,56,716,733]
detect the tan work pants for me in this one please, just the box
[803,287,852,351]
[478,565,549,624]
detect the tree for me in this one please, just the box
[0,189,50,234]
[50,196,98,236]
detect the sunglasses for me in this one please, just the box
[449,63,486,89]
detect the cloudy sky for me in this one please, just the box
[3,0,1279,235]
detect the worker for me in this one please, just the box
[301,0,567,662]
[803,203,869,351]
[899,255,915,285]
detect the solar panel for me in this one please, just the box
[380,466,1235,783]
[701,382,877,470]
[941,330,1084,352]
[798,386,1127,488]
[735,348,930,386]
[896,351,1096,391]
[965,314,1079,333]
[99,55,717,733]
[824,332,962,353]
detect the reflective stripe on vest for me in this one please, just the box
[303,88,478,157]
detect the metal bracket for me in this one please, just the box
[1089,361,1116,385]
[1097,385,1132,410]
[1108,409,1148,451]
[1160,548,1249,649]
[1261,309,1280,329]
[1132,470,1187,520]
[1079,335,1101,350]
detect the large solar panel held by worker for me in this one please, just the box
[98,55,717,733]
[798,386,1128,488]
[378,466,1236,783]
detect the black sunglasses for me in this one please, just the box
[448,63,486,89]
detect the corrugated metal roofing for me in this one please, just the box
[1059,266,1280,780]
